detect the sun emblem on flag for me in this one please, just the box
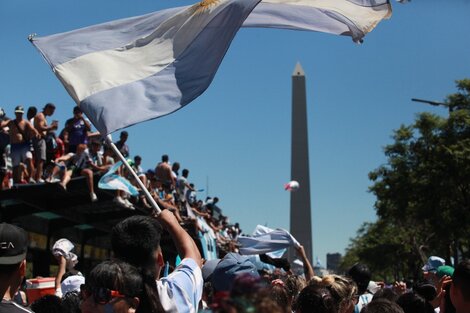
[195,0,221,13]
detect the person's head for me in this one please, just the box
[0,223,28,292]
[172,162,180,172]
[134,155,142,165]
[26,106,37,120]
[80,260,142,313]
[31,295,62,313]
[111,216,163,271]
[72,106,82,118]
[43,103,56,116]
[413,281,437,302]
[90,140,102,152]
[361,299,404,313]
[213,197,219,204]
[422,256,445,285]
[61,291,81,313]
[204,253,259,293]
[120,131,128,142]
[285,274,307,301]
[451,260,470,312]
[321,275,358,313]
[161,154,169,163]
[182,169,189,178]
[294,284,336,313]
[396,292,434,313]
[347,263,371,295]
[372,288,399,303]
[270,283,290,312]
[14,105,24,120]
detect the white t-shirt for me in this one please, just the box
[156,258,203,313]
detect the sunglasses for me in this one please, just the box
[81,284,128,304]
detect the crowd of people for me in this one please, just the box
[2,218,470,313]
[2,104,470,313]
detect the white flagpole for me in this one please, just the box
[104,135,162,215]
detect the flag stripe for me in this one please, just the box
[33,6,185,66]
[79,0,261,135]
[54,0,246,103]
[244,0,391,42]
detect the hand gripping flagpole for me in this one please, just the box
[104,134,162,215]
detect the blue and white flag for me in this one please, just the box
[98,161,139,195]
[31,0,390,135]
[31,0,262,135]
[238,225,300,255]
[245,0,392,43]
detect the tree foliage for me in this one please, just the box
[342,79,470,281]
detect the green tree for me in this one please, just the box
[342,79,470,280]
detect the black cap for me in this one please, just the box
[14,106,24,114]
[0,223,28,265]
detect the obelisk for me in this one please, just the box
[289,62,313,262]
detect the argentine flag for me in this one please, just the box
[98,161,139,196]
[31,0,390,135]
[31,0,262,135]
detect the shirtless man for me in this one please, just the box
[7,106,39,184]
[155,154,175,191]
[33,103,58,182]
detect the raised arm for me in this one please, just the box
[54,255,66,297]
[154,209,202,267]
[296,245,314,282]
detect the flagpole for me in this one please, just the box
[104,135,162,215]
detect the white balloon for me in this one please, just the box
[284,180,300,191]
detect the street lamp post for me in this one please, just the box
[411,98,453,113]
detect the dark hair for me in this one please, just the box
[182,169,189,177]
[294,284,336,313]
[30,295,62,313]
[396,292,434,313]
[372,288,399,303]
[26,106,37,120]
[112,216,162,267]
[413,282,437,301]
[61,291,81,313]
[111,216,164,313]
[162,154,169,162]
[361,299,404,313]
[134,155,142,161]
[44,103,55,110]
[453,259,470,302]
[120,131,128,137]
[347,263,371,295]
[88,260,142,306]
[72,106,82,114]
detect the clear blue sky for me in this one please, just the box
[1,1,470,266]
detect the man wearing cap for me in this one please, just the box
[33,103,58,183]
[7,106,39,184]
[423,256,446,287]
[0,223,32,313]
[203,252,259,295]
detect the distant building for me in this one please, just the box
[327,253,342,273]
